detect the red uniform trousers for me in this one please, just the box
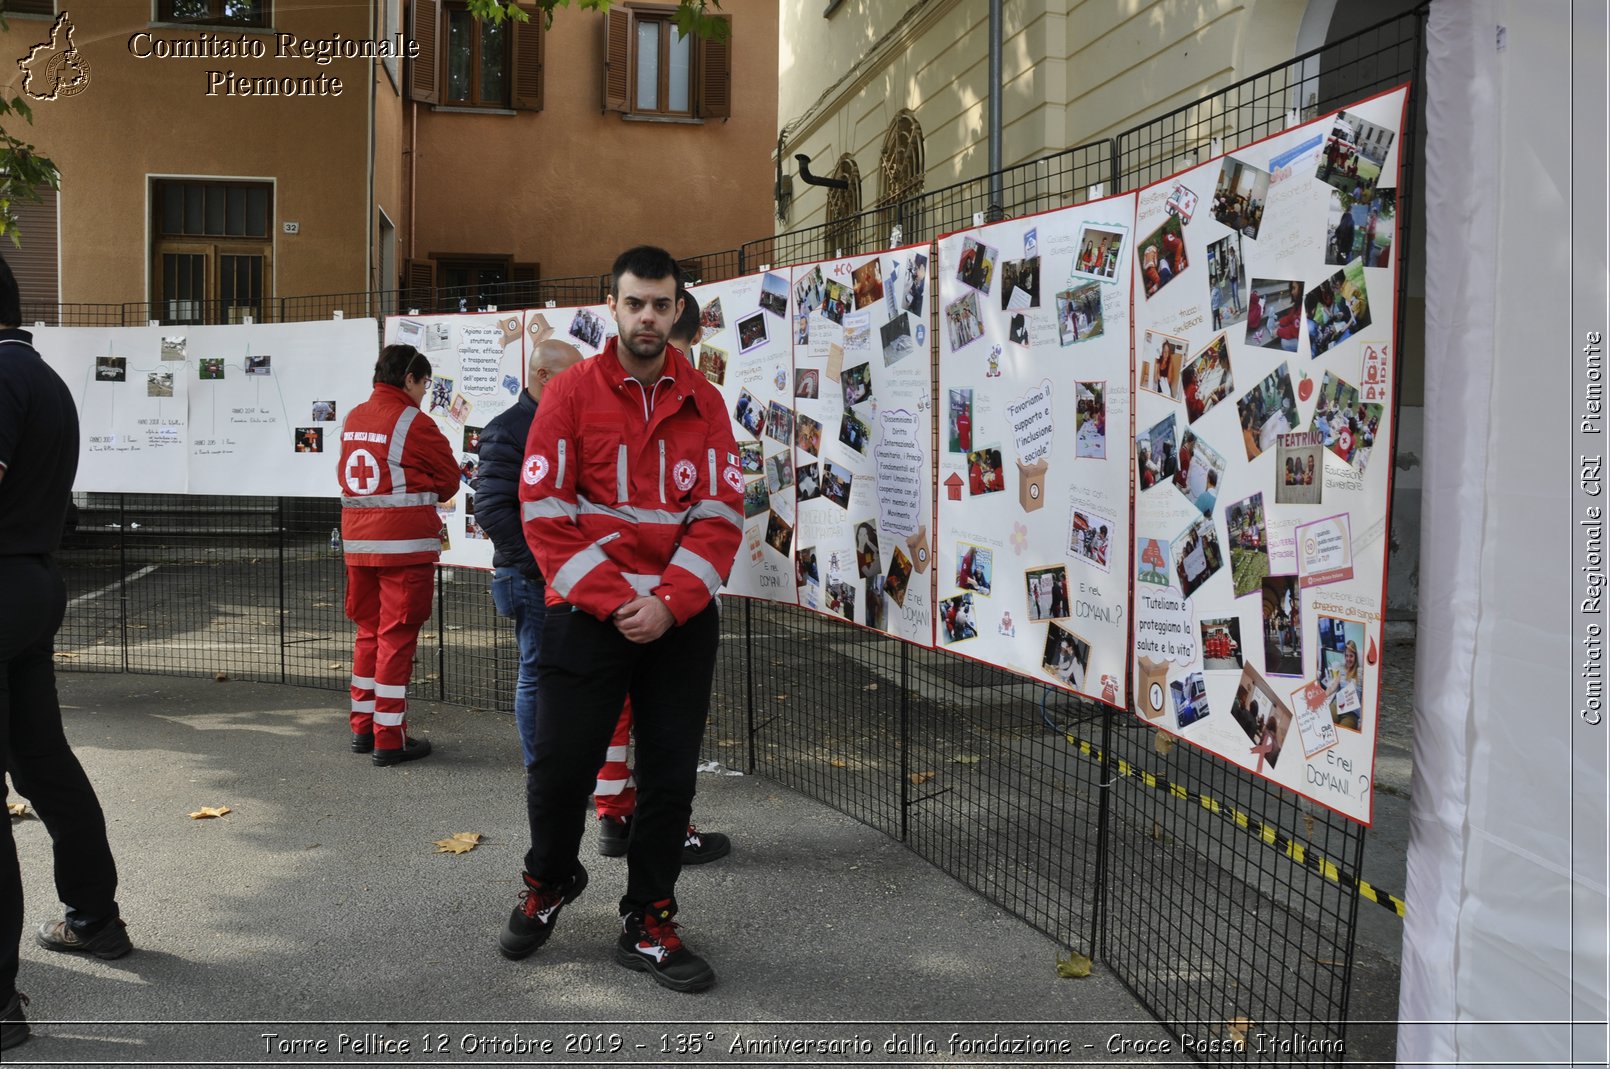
[345,562,435,750]
[593,701,638,819]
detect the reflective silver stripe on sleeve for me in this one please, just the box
[387,406,420,493]
[549,535,617,599]
[621,572,663,596]
[659,440,667,503]
[616,443,629,503]
[556,438,567,489]
[522,498,580,522]
[686,498,743,531]
[342,492,439,508]
[342,537,442,554]
[707,447,718,496]
[578,498,688,527]
[669,545,723,596]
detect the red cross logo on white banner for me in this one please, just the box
[345,448,381,495]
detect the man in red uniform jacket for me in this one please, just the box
[338,344,459,766]
[503,246,742,994]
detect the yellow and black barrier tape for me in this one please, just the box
[1062,732,1407,919]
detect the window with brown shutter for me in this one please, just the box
[402,258,436,312]
[410,0,440,104]
[696,14,730,120]
[602,7,632,113]
[602,6,730,119]
[511,3,544,111]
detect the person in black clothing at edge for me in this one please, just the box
[0,256,131,1052]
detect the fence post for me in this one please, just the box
[743,599,756,776]
[277,497,287,684]
[899,640,911,843]
[436,567,446,702]
[118,494,129,674]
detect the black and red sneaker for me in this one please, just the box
[681,824,730,865]
[614,899,714,992]
[499,864,587,960]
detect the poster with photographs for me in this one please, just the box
[383,310,535,567]
[686,273,798,605]
[1129,84,1407,824]
[935,194,1137,705]
[789,245,934,644]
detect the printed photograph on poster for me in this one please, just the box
[94,356,126,382]
[734,389,764,438]
[1316,614,1367,731]
[765,401,794,447]
[427,375,453,413]
[1226,492,1271,597]
[1173,429,1227,516]
[1316,110,1395,194]
[944,290,984,352]
[796,462,822,502]
[821,280,850,324]
[797,546,819,586]
[1296,512,1354,588]
[425,323,451,351]
[794,268,825,312]
[738,440,764,474]
[448,393,472,425]
[884,545,915,607]
[1042,622,1091,690]
[1246,278,1305,352]
[1325,187,1394,267]
[838,409,871,454]
[1024,564,1071,622]
[1172,514,1224,599]
[956,542,993,595]
[701,297,726,334]
[939,592,979,643]
[1206,233,1247,331]
[999,256,1041,309]
[1237,362,1302,460]
[294,427,323,453]
[795,412,823,456]
[199,358,225,380]
[852,260,884,309]
[1311,371,1382,472]
[147,369,174,397]
[1231,664,1294,769]
[161,336,187,360]
[463,425,483,453]
[966,447,1005,495]
[1275,431,1324,505]
[902,251,929,314]
[1164,184,1198,224]
[881,312,917,366]
[1171,671,1209,728]
[853,520,881,579]
[842,362,872,406]
[1075,225,1125,282]
[825,575,856,622]
[1304,260,1372,358]
[1137,537,1170,587]
[1212,156,1271,239]
[842,312,872,351]
[765,452,795,495]
[759,272,789,317]
[1138,214,1188,297]
[1261,575,1303,677]
[742,477,770,519]
[737,312,770,355]
[1055,282,1104,345]
[1137,413,1179,491]
[245,354,272,376]
[822,460,853,509]
[956,236,998,293]
[1008,313,1030,346]
[1289,679,1341,759]
[1200,617,1244,671]
[765,511,794,556]
[794,367,820,398]
[794,309,810,345]
[698,345,728,385]
[864,579,887,632]
[1182,334,1234,423]
[1068,507,1113,571]
[568,308,606,349]
[947,388,974,453]
[1139,330,1187,399]
[1075,381,1106,459]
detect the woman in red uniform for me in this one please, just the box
[338,344,459,766]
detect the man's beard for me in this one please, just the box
[619,328,666,362]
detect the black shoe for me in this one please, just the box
[36,917,133,960]
[1,991,28,1052]
[499,863,587,960]
[373,737,431,767]
[615,899,715,992]
[681,824,730,865]
[351,731,374,754]
[598,815,630,858]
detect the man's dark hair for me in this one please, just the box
[670,289,701,345]
[610,245,679,296]
[375,343,430,388]
[0,255,21,327]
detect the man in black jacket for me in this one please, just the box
[475,337,582,766]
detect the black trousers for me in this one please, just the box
[524,600,719,915]
[1,555,119,995]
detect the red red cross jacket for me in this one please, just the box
[338,383,460,567]
[519,339,744,624]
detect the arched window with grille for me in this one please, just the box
[876,111,924,244]
[824,155,862,260]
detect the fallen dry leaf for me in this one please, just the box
[433,832,484,854]
[214,672,229,683]
[1303,813,1316,837]
[189,806,231,820]
[773,694,789,701]
[8,802,29,818]
[1226,1016,1254,1051]
[1056,951,1092,978]
[1150,820,1166,843]
[909,771,936,785]
[865,682,879,691]
[953,755,981,765]
[1153,732,1176,756]
[829,758,848,769]
[327,662,343,670]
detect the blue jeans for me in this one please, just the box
[490,568,546,768]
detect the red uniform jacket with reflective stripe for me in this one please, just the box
[519,339,744,624]
[338,383,460,567]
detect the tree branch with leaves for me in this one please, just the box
[465,0,729,40]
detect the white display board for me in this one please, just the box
[790,247,935,643]
[687,273,798,604]
[1130,86,1407,823]
[39,319,378,496]
[935,196,1137,704]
